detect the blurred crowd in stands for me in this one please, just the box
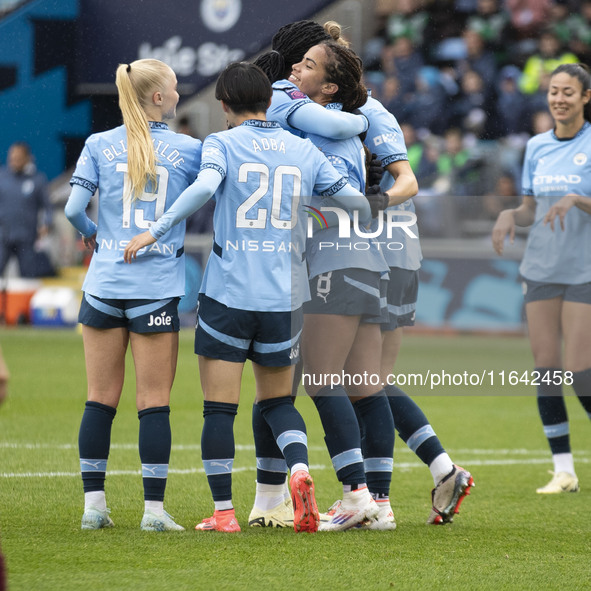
[362,0,589,235]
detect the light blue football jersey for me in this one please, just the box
[268,80,368,140]
[520,122,591,283]
[197,119,348,311]
[361,96,422,270]
[268,81,313,138]
[304,104,389,279]
[70,122,202,298]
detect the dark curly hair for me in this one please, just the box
[320,41,367,112]
[254,20,331,83]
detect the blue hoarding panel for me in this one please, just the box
[76,0,335,92]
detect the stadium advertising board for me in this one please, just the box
[75,0,336,93]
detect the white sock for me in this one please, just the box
[214,500,233,511]
[144,500,164,515]
[429,453,454,486]
[84,490,106,512]
[290,463,308,475]
[253,481,285,511]
[282,478,290,501]
[553,453,576,476]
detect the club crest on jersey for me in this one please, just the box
[574,153,588,166]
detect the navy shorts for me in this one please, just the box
[522,279,591,304]
[304,268,388,324]
[381,267,419,331]
[79,293,180,333]
[195,294,302,367]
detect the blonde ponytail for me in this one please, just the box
[115,59,173,201]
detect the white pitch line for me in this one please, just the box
[2,442,590,456]
[0,466,321,478]
[2,457,588,479]
[452,448,591,456]
[0,442,323,452]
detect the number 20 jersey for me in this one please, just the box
[70,122,202,299]
[199,119,347,312]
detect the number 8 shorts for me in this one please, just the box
[303,267,388,324]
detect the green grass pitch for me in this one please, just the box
[1,328,589,590]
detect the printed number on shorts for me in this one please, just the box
[117,163,169,229]
[316,272,333,301]
[236,163,302,229]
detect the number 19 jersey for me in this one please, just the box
[198,119,347,312]
[70,122,202,299]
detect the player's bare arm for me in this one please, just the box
[492,195,536,255]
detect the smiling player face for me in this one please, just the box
[547,71,591,128]
[289,44,331,104]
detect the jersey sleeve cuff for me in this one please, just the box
[70,176,98,194]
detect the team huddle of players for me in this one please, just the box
[63,17,477,534]
[68,15,591,534]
